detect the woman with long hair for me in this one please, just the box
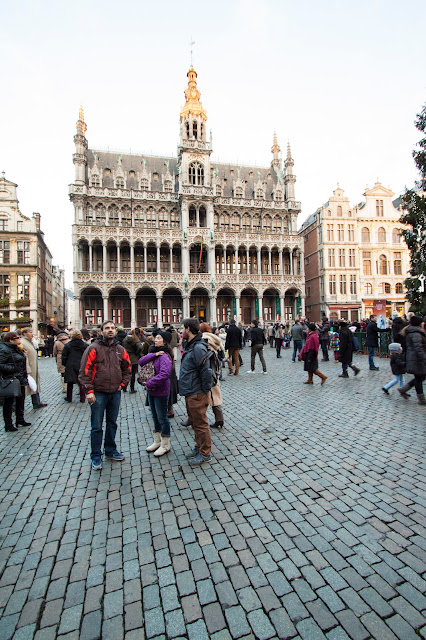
[0,331,31,431]
[62,330,88,402]
[139,331,173,456]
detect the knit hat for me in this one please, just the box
[157,330,172,344]
[307,323,316,331]
[388,342,402,353]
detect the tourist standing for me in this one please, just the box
[225,319,242,376]
[291,320,304,362]
[299,323,327,385]
[53,331,70,393]
[62,330,88,403]
[0,332,31,431]
[365,314,390,371]
[338,321,360,378]
[318,317,330,361]
[21,327,48,409]
[247,319,267,374]
[200,322,224,428]
[140,331,173,457]
[79,321,131,470]
[123,329,144,394]
[179,318,213,466]
[275,324,284,358]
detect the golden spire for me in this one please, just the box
[76,105,87,135]
[180,67,207,121]
[271,131,280,156]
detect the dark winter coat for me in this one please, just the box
[225,324,242,350]
[390,352,406,375]
[62,339,90,384]
[392,317,407,349]
[123,335,144,365]
[0,342,28,386]
[318,322,330,342]
[338,327,354,365]
[405,325,426,376]
[250,327,266,347]
[178,333,212,397]
[116,330,127,345]
[299,331,319,373]
[78,336,131,394]
[365,320,389,347]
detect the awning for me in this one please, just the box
[328,305,360,309]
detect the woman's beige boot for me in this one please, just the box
[154,436,171,457]
[146,431,161,452]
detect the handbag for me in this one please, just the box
[137,361,156,386]
[0,377,22,398]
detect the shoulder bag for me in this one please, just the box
[0,377,21,398]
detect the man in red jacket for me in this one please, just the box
[79,321,131,470]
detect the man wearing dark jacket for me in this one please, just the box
[365,314,390,370]
[225,319,242,376]
[179,318,213,466]
[247,319,267,374]
[318,317,330,361]
[79,321,131,470]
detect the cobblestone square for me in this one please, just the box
[0,347,425,640]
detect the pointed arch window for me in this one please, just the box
[186,121,190,138]
[235,186,243,198]
[91,173,100,187]
[252,214,261,232]
[256,188,264,199]
[215,184,222,196]
[141,177,149,190]
[231,213,240,232]
[263,215,272,231]
[189,205,197,227]
[189,162,204,186]
[164,180,172,193]
[242,214,251,232]
[214,213,220,230]
[272,216,282,233]
[170,208,180,228]
[159,208,168,228]
[275,189,282,201]
[116,177,124,189]
[192,121,198,139]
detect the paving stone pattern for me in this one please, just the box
[0,348,425,640]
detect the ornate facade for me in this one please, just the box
[300,182,409,321]
[70,67,304,329]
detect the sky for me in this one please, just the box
[1,0,425,287]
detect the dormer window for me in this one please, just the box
[116,177,124,189]
[141,178,149,190]
[215,185,222,197]
[256,189,264,199]
[275,190,282,201]
[189,162,204,186]
[235,187,243,198]
[164,180,172,193]
[91,174,100,187]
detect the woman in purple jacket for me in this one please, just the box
[139,331,173,457]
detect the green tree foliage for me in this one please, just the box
[400,104,426,314]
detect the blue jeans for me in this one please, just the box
[384,374,404,390]
[292,340,302,361]
[148,394,170,436]
[90,390,121,460]
[368,346,376,368]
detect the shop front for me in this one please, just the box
[328,305,360,322]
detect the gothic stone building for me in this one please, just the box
[70,67,304,329]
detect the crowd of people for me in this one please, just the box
[0,310,425,467]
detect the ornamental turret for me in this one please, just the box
[284,141,296,201]
[73,106,88,185]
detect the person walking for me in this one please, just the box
[318,317,330,361]
[79,321,131,470]
[275,324,284,358]
[267,324,274,348]
[53,331,70,393]
[365,314,390,370]
[200,322,224,428]
[140,331,173,457]
[338,321,360,378]
[62,330,88,403]
[123,329,144,394]
[382,343,407,395]
[247,319,267,374]
[179,318,213,466]
[397,316,426,404]
[225,319,242,376]
[291,320,304,362]
[299,323,327,385]
[21,327,48,409]
[0,332,31,432]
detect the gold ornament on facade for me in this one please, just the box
[76,105,87,135]
[180,67,207,121]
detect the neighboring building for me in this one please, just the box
[69,66,304,329]
[52,266,66,327]
[0,173,65,332]
[65,288,76,329]
[299,182,409,322]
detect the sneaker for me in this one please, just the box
[370,366,380,371]
[382,387,390,395]
[188,452,212,466]
[185,448,199,459]
[91,458,102,470]
[247,370,254,374]
[105,451,125,461]
[263,371,268,375]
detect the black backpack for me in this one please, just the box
[198,347,220,387]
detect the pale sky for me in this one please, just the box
[1,0,425,287]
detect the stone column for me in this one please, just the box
[257,249,261,275]
[170,246,173,274]
[117,245,121,274]
[299,247,305,278]
[103,296,108,322]
[207,202,214,231]
[268,250,272,276]
[235,294,241,323]
[290,250,294,275]
[258,295,263,322]
[156,246,161,274]
[235,248,239,275]
[279,249,283,276]
[130,244,135,275]
[89,245,93,273]
[130,296,136,329]
[103,244,107,274]
[74,297,81,329]
[144,245,148,273]
[196,209,200,227]
[181,200,189,230]
[182,293,190,318]
[157,295,163,327]
[209,294,217,326]
[246,248,250,274]
[224,248,227,275]
[280,295,285,322]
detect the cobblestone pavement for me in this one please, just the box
[0,346,426,640]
